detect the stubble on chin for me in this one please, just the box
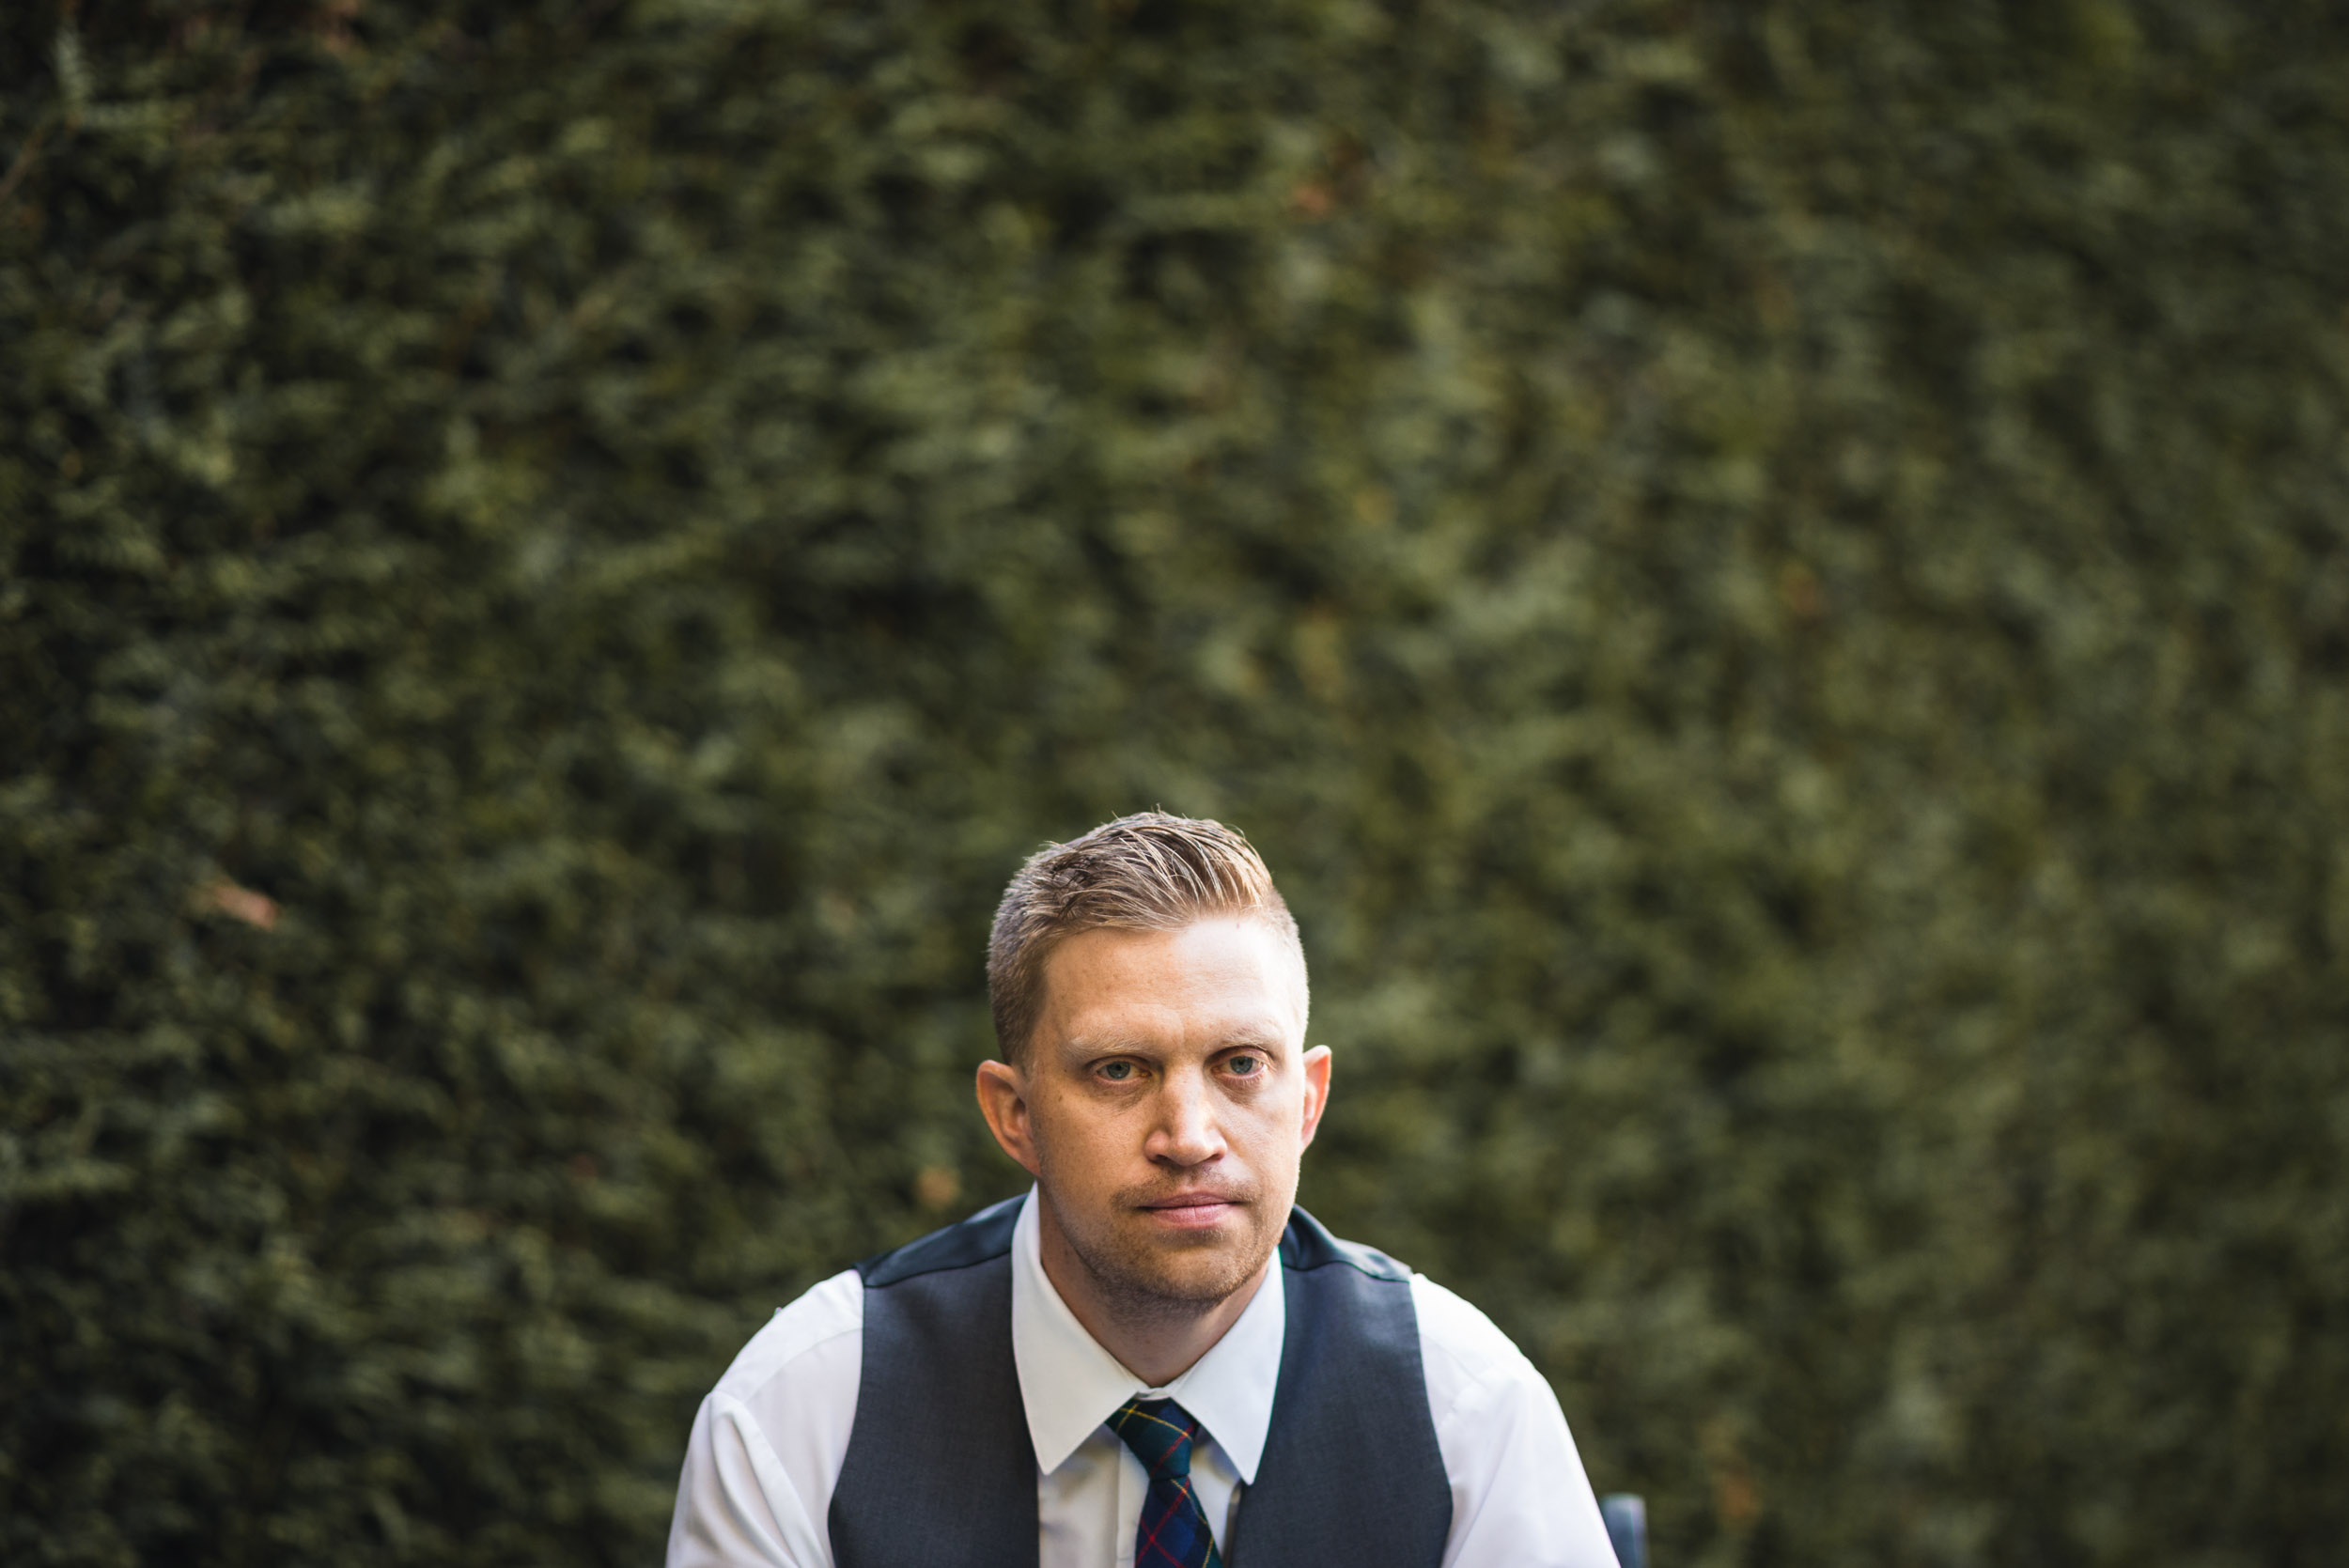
[1050,1188,1284,1325]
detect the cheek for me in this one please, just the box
[1225,1086,1305,1147]
[1030,1094,1125,1172]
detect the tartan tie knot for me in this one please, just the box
[1107,1397,1203,1483]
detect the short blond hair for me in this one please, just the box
[987,812,1304,1063]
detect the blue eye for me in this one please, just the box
[1100,1061,1136,1081]
[1226,1054,1263,1077]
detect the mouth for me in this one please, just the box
[1135,1193,1245,1232]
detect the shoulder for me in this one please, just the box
[711,1266,864,1406]
[1405,1276,1619,1563]
[1280,1211,1547,1420]
[1408,1273,1555,1424]
[671,1271,865,1568]
[1278,1205,1413,1282]
[1278,1208,1529,1387]
[856,1193,1023,1288]
[1408,1273,1534,1379]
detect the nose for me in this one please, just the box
[1146,1063,1227,1170]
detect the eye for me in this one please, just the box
[1225,1053,1264,1078]
[1098,1060,1137,1082]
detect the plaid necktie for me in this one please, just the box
[1106,1397,1225,1568]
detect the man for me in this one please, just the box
[668,813,1619,1567]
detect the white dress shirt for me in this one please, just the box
[666,1190,1618,1568]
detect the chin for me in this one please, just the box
[1092,1218,1276,1312]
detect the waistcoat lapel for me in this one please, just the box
[1224,1210,1453,1568]
[829,1195,1037,1568]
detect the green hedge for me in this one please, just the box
[6,2,2346,1563]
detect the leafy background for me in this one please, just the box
[5,1,2346,1563]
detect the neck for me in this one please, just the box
[1035,1199,1271,1388]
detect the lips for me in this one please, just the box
[1137,1193,1244,1231]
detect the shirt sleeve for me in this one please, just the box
[1412,1275,1620,1568]
[666,1269,865,1568]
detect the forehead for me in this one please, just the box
[1034,917,1306,1048]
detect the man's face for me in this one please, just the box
[981,917,1330,1318]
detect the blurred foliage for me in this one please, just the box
[4,0,2347,1563]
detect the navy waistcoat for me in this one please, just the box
[827,1194,1452,1568]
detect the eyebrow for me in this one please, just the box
[1060,1025,1289,1056]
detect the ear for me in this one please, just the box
[975,1059,1043,1178]
[1297,1045,1332,1151]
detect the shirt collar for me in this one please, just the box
[1009,1186,1283,1483]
